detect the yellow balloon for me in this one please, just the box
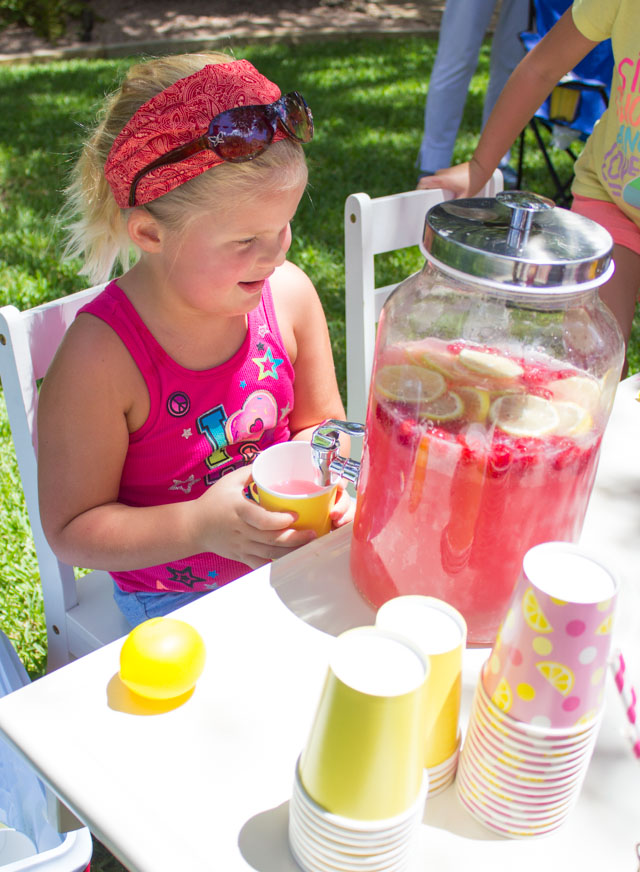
[119,617,206,699]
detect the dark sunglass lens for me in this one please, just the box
[281,93,313,142]
[209,110,273,161]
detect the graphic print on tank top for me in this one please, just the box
[76,280,295,594]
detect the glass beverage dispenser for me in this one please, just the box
[341,192,624,645]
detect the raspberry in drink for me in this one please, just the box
[350,338,605,645]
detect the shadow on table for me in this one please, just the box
[237,789,501,871]
[269,526,375,637]
[238,800,300,871]
[106,673,194,714]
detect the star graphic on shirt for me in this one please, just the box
[205,570,220,591]
[239,380,247,389]
[252,347,283,381]
[279,401,292,421]
[169,474,200,493]
[181,428,192,439]
[258,325,269,337]
[166,566,206,588]
[256,342,265,352]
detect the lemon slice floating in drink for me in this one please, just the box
[457,386,490,422]
[549,375,600,413]
[375,365,446,407]
[552,400,592,436]
[420,390,464,422]
[490,393,559,437]
[459,348,524,379]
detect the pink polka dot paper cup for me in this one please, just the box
[482,542,619,730]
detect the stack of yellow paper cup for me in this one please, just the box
[290,626,430,872]
[457,541,619,838]
[376,595,466,796]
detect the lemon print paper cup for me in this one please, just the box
[482,542,619,730]
[251,441,337,537]
[299,626,429,821]
[375,595,466,769]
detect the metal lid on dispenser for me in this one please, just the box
[422,191,614,293]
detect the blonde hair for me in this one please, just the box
[62,51,309,284]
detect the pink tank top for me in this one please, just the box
[78,280,295,593]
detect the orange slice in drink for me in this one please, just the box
[536,661,575,696]
[490,393,559,437]
[375,365,446,407]
[522,587,553,633]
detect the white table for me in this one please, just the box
[0,377,638,872]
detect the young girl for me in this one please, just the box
[418,0,639,362]
[37,51,352,627]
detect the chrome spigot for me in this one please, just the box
[311,419,365,487]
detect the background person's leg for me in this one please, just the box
[484,0,529,175]
[416,0,497,175]
[483,0,529,127]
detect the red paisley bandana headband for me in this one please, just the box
[104,60,284,208]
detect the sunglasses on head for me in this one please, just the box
[128,90,313,207]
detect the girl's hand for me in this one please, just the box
[195,467,316,569]
[329,485,355,529]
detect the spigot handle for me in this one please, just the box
[311,419,365,487]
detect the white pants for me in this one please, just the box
[416,0,529,173]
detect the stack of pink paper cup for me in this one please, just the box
[290,626,430,872]
[457,541,618,838]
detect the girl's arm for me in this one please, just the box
[37,314,314,572]
[419,9,601,198]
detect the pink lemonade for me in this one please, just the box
[269,478,327,496]
[350,338,605,645]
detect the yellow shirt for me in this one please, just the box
[571,0,640,225]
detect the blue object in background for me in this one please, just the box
[0,632,92,870]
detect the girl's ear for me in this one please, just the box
[126,209,163,253]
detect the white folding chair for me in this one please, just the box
[344,169,504,429]
[0,285,130,672]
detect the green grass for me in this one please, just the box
[0,37,638,871]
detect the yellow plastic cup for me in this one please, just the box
[299,626,429,821]
[250,441,337,537]
[376,596,467,769]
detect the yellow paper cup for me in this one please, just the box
[299,626,429,821]
[376,596,467,769]
[251,441,338,537]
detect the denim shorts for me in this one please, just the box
[113,582,211,628]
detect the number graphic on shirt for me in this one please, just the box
[197,405,231,469]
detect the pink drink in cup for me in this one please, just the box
[269,479,327,495]
[351,338,605,644]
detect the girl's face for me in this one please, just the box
[156,179,306,317]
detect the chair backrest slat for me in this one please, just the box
[344,171,504,430]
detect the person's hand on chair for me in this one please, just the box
[416,157,492,199]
